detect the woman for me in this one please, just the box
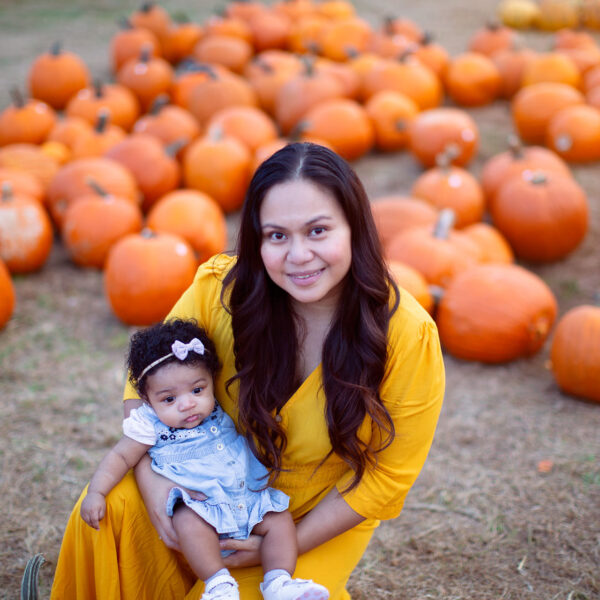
[51,142,445,600]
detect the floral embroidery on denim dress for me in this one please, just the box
[123,401,289,555]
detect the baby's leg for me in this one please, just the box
[252,510,297,574]
[171,504,225,581]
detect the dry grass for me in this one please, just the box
[1,1,600,599]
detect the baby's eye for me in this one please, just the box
[163,396,175,404]
[193,387,204,394]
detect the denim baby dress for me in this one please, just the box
[123,401,289,553]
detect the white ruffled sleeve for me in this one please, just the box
[123,405,157,446]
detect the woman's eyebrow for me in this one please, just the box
[261,215,333,229]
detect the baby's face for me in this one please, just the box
[145,362,215,429]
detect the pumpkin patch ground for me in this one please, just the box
[1,1,599,598]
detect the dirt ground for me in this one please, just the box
[1,1,599,599]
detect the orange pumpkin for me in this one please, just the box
[0,258,15,330]
[109,21,161,73]
[371,195,439,252]
[387,260,434,314]
[511,81,585,144]
[27,42,91,110]
[192,34,254,74]
[0,182,53,273]
[62,181,144,269]
[183,130,252,213]
[491,45,538,99]
[364,90,419,152]
[467,21,518,57]
[104,229,197,326]
[70,109,127,159]
[203,15,253,44]
[104,133,181,212]
[520,51,582,89]
[146,189,228,264]
[546,104,600,162]
[170,62,231,109]
[460,222,514,263]
[0,143,60,191]
[128,2,172,40]
[436,263,558,363]
[160,21,204,65]
[246,8,292,52]
[444,52,502,106]
[551,304,600,403]
[0,168,45,205]
[407,107,479,168]
[491,170,588,262]
[318,16,373,62]
[286,14,329,54]
[410,34,450,79]
[0,90,57,146]
[47,115,93,152]
[298,98,375,161]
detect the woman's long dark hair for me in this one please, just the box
[222,142,399,491]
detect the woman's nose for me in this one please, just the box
[287,236,312,263]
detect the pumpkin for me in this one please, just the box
[109,20,161,73]
[545,104,600,162]
[47,115,93,152]
[0,90,57,146]
[314,57,361,99]
[491,45,538,99]
[273,0,316,22]
[410,33,450,79]
[444,52,502,106]
[183,129,252,213]
[46,156,140,228]
[146,189,228,264]
[491,170,588,262]
[520,51,582,89]
[361,54,443,110]
[480,135,571,206]
[411,152,485,228]
[461,222,514,263]
[586,84,600,109]
[61,180,144,269]
[185,67,259,127]
[0,182,53,273]
[40,140,71,166]
[387,260,434,314]
[0,168,45,205]
[364,27,413,60]
[386,209,481,287]
[468,21,518,56]
[318,16,373,62]
[133,94,201,155]
[407,107,479,168]
[104,133,181,212]
[70,109,126,159]
[243,51,304,115]
[286,14,330,54]
[535,0,580,30]
[128,1,172,40]
[0,258,15,330]
[583,64,600,92]
[511,81,585,144]
[28,42,90,110]
[297,98,375,161]
[246,8,292,52]
[170,62,231,109]
[204,15,253,44]
[0,143,60,191]
[497,0,542,29]
[436,263,558,363]
[160,21,204,65]
[192,34,254,74]
[225,0,267,22]
[371,195,439,252]
[579,0,600,28]
[551,304,600,403]
[116,44,175,112]
[364,90,419,152]
[65,80,141,131]
[104,229,197,326]
[206,106,278,154]
[274,55,344,135]
[379,16,423,42]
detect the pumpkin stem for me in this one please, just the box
[20,553,45,600]
[117,17,134,30]
[485,19,502,31]
[149,94,170,115]
[49,41,62,56]
[428,284,444,311]
[141,227,156,239]
[300,54,316,76]
[139,43,153,63]
[530,171,548,185]
[433,208,456,240]
[94,108,111,133]
[139,2,156,14]
[435,150,453,173]
[10,88,25,109]
[507,134,524,159]
[420,31,434,45]
[85,177,110,197]
[93,79,105,98]
[1,181,13,202]
[382,16,395,35]
[165,138,187,157]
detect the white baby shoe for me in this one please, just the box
[260,574,329,600]
[201,573,240,600]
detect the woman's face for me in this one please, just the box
[259,178,352,310]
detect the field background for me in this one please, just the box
[0,0,599,598]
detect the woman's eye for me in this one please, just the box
[310,226,326,236]
[269,232,286,242]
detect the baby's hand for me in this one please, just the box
[80,491,106,530]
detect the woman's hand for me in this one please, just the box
[134,454,181,551]
[221,535,263,568]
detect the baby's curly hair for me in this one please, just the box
[127,318,221,398]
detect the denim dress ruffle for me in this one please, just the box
[126,402,289,552]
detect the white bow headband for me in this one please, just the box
[138,338,206,380]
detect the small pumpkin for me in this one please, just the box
[0,168,45,205]
[146,189,228,264]
[410,33,450,79]
[0,89,57,146]
[443,52,502,107]
[0,182,54,273]
[160,21,204,65]
[128,1,172,40]
[545,104,600,162]
[47,115,93,152]
[436,263,558,363]
[318,16,373,62]
[520,51,582,89]
[246,7,292,53]
[104,229,197,326]
[192,34,254,74]
[550,304,600,403]
[497,0,542,29]
[460,222,514,264]
[387,260,434,314]
[491,45,538,99]
[468,21,518,56]
[109,20,161,73]
[0,143,60,191]
[0,258,15,330]
[70,109,127,159]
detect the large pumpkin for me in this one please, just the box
[436,263,558,363]
[550,305,600,403]
[104,230,197,326]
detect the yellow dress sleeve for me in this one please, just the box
[335,288,445,520]
[122,254,236,402]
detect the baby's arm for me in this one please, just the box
[80,436,150,529]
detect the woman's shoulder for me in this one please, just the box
[388,286,439,348]
[194,253,237,283]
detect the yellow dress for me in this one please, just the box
[51,254,445,600]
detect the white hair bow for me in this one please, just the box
[171,338,205,360]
